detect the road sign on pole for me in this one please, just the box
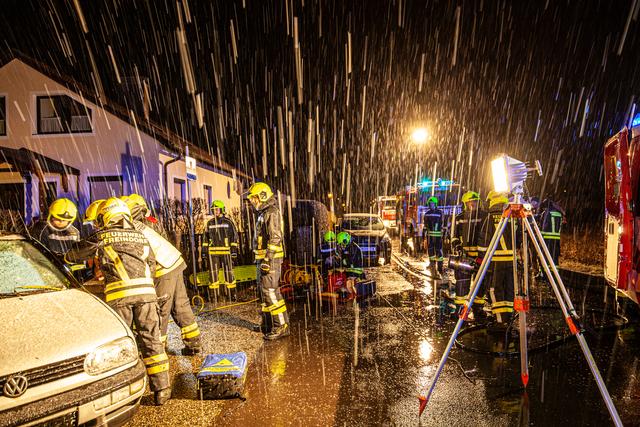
[186,155,197,181]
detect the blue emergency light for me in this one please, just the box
[632,113,640,128]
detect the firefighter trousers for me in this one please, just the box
[453,269,487,308]
[543,238,560,266]
[427,235,443,272]
[489,262,514,323]
[156,263,201,350]
[110,300,170,392]
[257,259,288,332]
[209,254,236,289]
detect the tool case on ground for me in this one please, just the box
[196,352,248,400]
[355,279,376,297]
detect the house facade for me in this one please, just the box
[0,58,244,224]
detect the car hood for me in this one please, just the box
[345,229,387,238]
[0,289,129,376]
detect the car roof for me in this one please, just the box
[0,233,26,240]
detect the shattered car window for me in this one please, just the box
[0,241,70,295]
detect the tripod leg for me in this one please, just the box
[419,215,510,416]
[518,217,530,387]
[523,218,623,426]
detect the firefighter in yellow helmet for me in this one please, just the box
[203,200,239,298]
[65,197,171,405]
[422,196,444,280]
[247,182,289,340]
[450,191,487,317]
[30,198,80,255]
[478,190,514,328]
[122,194,201,355]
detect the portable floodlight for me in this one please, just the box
[491,155,543,196]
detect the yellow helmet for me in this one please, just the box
[121,193,149,219]
[486,190,509,208]
[97,197,131,227]
[48,198,78,222]
[84,199,106,223]
[247,182,273,202]
[461,191,480,204]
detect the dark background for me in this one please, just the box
[1,0,639,223]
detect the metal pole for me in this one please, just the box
[517,214,529,387]
[523,218,622,426]
[420,214,510,416]
[185,146,199,296]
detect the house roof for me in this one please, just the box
[0,51,249,180]
[0,146,80,176]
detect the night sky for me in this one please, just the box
[1,0,639,222]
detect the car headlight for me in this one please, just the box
[85,337,138,376]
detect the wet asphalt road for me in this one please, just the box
[128,260,640,426]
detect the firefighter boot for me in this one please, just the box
[253,310,273,333]
[154,387,172,406]
[181,345,202,356]
[264,323,291,341]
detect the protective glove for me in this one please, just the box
[260,261,271,274]
[231,251,238,259]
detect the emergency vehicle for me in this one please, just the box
[371,196,398,234]
[603,118,640,303]
[397,179,461,254]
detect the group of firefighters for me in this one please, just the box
[421,190,565,328]
[28,182,289,406]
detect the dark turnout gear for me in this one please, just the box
[423,207,445,273]
[337,242,364,278]
[478,201,515,323]
[31,220,80,256]
[253,197,288,335]
[539,199,564,265]
[452,206,487,308]
[65,226,170,393]
[134,220,201,351]
[203,215,239,290]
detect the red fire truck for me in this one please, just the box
[604,122,640,303]
[371,196,398,235]
[397,179,461,255]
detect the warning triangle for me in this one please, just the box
[213,358,235,367]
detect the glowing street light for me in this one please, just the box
[411,127,430,144]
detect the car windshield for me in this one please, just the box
[342,216,385,231]
[0,240,70,296]
[382,200,396,209]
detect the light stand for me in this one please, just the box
[418,158,622,426]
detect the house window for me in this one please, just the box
[37,95,92,134]
[88,176,122,201]
[203,184,212,209]
[0,96,5,136]
[173,178,186,203]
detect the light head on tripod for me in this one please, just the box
[491,155,543,197]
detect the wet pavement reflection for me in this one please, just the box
[215,262,640,426]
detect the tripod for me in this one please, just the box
[418,195,622,426]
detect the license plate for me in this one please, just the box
[34,411,78,427]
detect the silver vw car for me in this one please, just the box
[0,234,146,426]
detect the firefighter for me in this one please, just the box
[318,230,337,275]
[538,198,565,266]
[336,231,364,279]
[31,198,80,255]
[123,193,165,236]
[423,196,444,280]
[65,197,171,405]
[124,194,202,355]
[81,199,105,238]
[203,200,239,297]
[451,191,487,316]
[247,182,289,340]
[478,191,515,327]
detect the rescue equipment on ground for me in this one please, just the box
[196,352,248,400]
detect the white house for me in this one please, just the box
[0,56,246,224]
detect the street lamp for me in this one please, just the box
[411,127,430,144]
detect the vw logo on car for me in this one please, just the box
[3,375,28,398]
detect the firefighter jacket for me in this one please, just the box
[204,215,239,256]
[31,221,80,256]
[337,242,364,276]
[478,203,514,262]
[133,220,184,278]
[423,208,444,238]
[65,226,156,304]
[454,208,486,257]
[539,203,563,241]
[253,198,284,262]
